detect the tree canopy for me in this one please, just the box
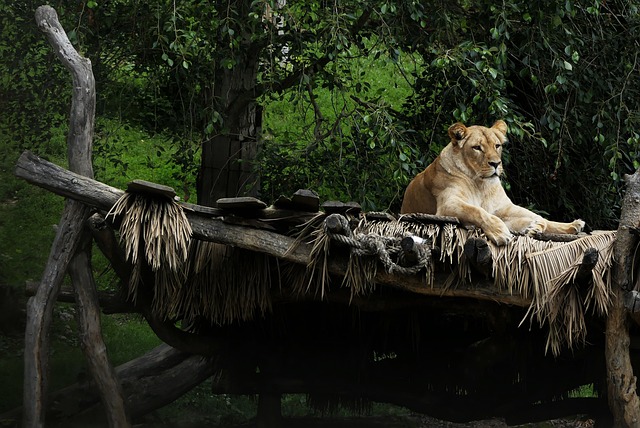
[2,0,639,227]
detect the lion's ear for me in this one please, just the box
[448,123,467,145]
[492,120,508,135]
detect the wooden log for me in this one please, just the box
[23,199,93,428]
[463,237,493,277]
[217,196,268,210]
[26,6,130,428]
[400,235,429,266]
[399,212,460,225]
[575,247,599,285]
[606,170,640,427]
[623,290,640,313]
[68,240,130,424]
[321,200,362,215]
[15,151,532,307]
[25,282,133,314]
[87,213,131,282]
[1,344,216,424]
[325,213,351,236]
[291,189,320,212]
[126,179,176,198]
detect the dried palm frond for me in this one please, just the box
[304,224,333,299]
[344,253,378,297]
[107,192,192,312]
[181,241,273,325]
[523,231,616,354]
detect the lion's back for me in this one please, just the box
[400,161,439,214]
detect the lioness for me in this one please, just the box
[400,120,584,246]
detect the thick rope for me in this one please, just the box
[326,227,431,276]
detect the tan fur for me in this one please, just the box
[400,120,584,246]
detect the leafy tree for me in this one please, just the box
[405,0,640,227]
[71,0,431,209]
[3,0,639,224]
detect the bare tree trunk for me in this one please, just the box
[24,6,129,428]
[197,47,262,206]
[606,170,640,427]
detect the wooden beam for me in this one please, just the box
[0,344,216,425]
[25,7,130,428]
[606,169,640,427]
[15,151,531,307]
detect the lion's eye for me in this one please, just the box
[472,146,482,151]
[495,144,502,149]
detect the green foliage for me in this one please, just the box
[259,42,421,210]
[93,117,198,200]
[405,0,640,227]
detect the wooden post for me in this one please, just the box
[23,6,130,428]
[606,170,640,427]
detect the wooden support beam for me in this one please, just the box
[1,344,216,425]
[400,235,429,267]
[24,7,130,428]
[325,213,351,236]
[606,170,640,427]
[15,151,532,307]
[463,237,493,277]
[25,282,133,314]
[576,247,599,284]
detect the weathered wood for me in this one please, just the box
[126,179,177,198]
[399,212,460,225]
[217,196,268,210]
[68,241,131,424]
[400,235,429,266]
[325,213,351,236]
[25,6,130,428]
[25,282,133,314]
[606,170,640,427]
[624,290,640,313]
[575,247,599,284]
[322,200,362,215]
[1,344,216,424]
[291,189,320,212]
[15,151,532,307]
[23,199,92,427]
[532,231,582,242]
[463,237,493,277]
[365,211,397,221]
[138,296,226,356]
[15,150,124,209]
[87,213,131,282]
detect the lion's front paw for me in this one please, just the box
[523,219,546,236]
[571,219,585,234]
[484,217,513,246]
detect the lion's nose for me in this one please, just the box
[488,161,501,169]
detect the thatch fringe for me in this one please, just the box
[107,192,615,354]
[107,192,191,314]
[182,241,273,325]
[107,192,273,324]
[323,216,616,354]
[524,231,615,354]
[302,216,436,299]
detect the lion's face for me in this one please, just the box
[448,121,508,180]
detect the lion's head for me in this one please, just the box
[447,120,508,180]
